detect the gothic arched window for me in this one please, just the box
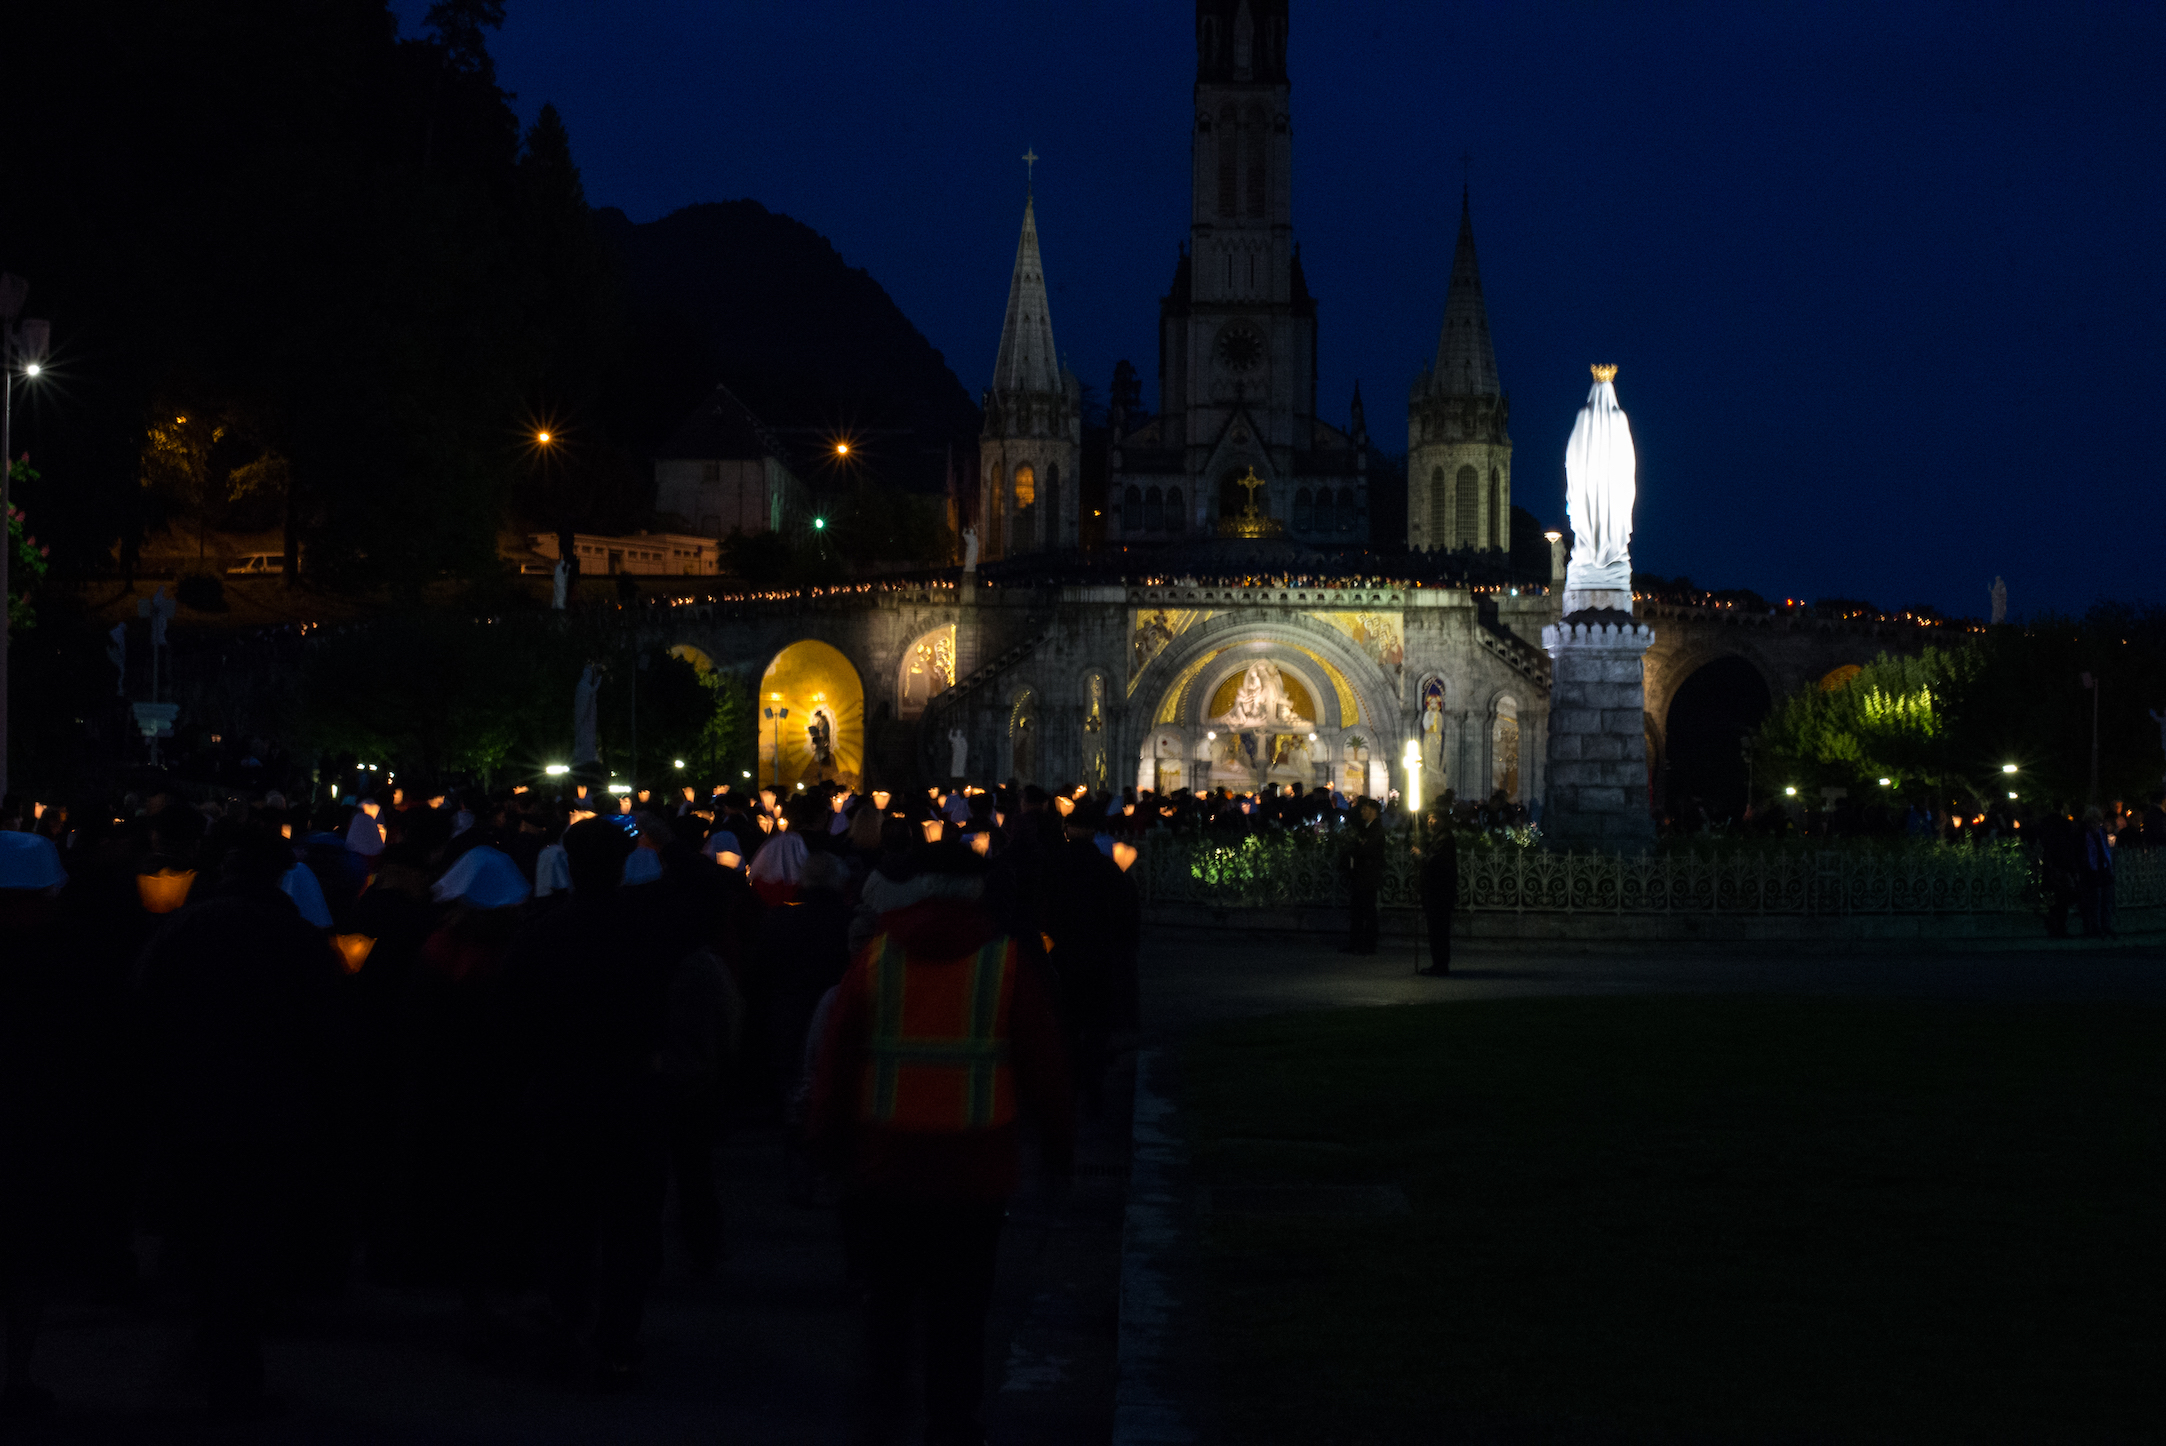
[1338,488,1357,534]
[1044,464,1060,548]
[1244,104,1267,218]
[1144,486,1163,532]
[1123,485,1143,533]
[1293,488,1313,532]
[1455,465,1479,547]
[1012,463,1035,510]
[1429,466,1446,545]
[1309,488,1330,534]
[1487,468,1501,549]
[1166,488,1185,534]
[1217,105,1238,217]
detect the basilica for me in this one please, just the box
[974,0,1512,562]
[649,2,1899,823]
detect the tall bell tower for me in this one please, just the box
[1408,189,1512,552]
[1159,0,1319,528]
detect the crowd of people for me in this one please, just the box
[0,773,1140,1442]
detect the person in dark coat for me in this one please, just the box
[501,819,669,1388]
[1040,815,1142,1112]
[1416,795,1459,976]
[1,834,71,1420]
[1341,797,1386,955]
[135,828,348,1418]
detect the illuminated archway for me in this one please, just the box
[896,625,956,720]
[757,640,865,790]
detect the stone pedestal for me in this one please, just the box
[1540,615,1656,851]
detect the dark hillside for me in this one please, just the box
[599,202,980,495]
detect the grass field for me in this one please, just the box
[1183,995,2166,1444]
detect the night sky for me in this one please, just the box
[413,2,2165,617]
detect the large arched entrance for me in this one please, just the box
[1130,621,1393,797]
[757,640,865,791]
[1663,656,1772,824]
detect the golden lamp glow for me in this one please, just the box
[922,819,945,843]
[536,431,552,443]
[334,934,377,974]
[834,442,850,457]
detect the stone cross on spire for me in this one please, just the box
[1022,148,1038,191]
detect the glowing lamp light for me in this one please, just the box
[1784,786,1798,796]
[673,759,686,769]
[1543,530,1562,543]
[2001,763,2019,774]
[607,783,632,794]
[813,517,826,530]
[970,831,992,857]
[23,362,40,377]
[871,790,891,810]
[1112,841,1139,873]
[834,442,850,457]
[742,770,753,779]
[921,819,945,843]
[544,763,570,776]
[334,934,376,973]
[536,431,552,444]
[715,851,742,871]
[1878,778,1892,787]
[1053,796,1074,817]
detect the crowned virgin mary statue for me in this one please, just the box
[1562,365,1637,615]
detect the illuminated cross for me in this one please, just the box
[1022,148,1039,188]
[1236,467,1266,515]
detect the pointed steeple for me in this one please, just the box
[991,196,1063,396]
[1433,187,1500,397]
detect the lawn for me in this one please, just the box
[1183,995,2166,1444]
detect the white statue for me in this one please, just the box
[1212,661,1312,732]
[552,556,570,610]
[1990,576,2007,625]
[947,726,968,778]
[107,623,127,697]
[1562,365,1636,613]
[572,663,602,765]
[961,526,979,573]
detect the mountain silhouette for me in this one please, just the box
[598,201,980,496]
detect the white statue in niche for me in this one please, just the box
[1211,661,1312,732]
[948,727,969,778]
[552,557,570,610]
[961,527,979,573]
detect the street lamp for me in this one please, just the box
[0,272,52,801]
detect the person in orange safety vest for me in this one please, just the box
[809,837,1073,1446]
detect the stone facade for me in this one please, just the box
[1539,617,1657,849]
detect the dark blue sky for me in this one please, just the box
[413,1,2164,617]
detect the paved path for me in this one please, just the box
[16,1087,1132,1445]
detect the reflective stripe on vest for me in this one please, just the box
[862,934,1017,1130]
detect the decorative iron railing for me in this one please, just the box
[1135,832,2166,918]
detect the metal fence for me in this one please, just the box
[1135,831,2166,919]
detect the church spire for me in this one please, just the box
[991,192,1063,397]
[1433,188,1500,397]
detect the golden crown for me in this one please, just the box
[1590,364,1618,382]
